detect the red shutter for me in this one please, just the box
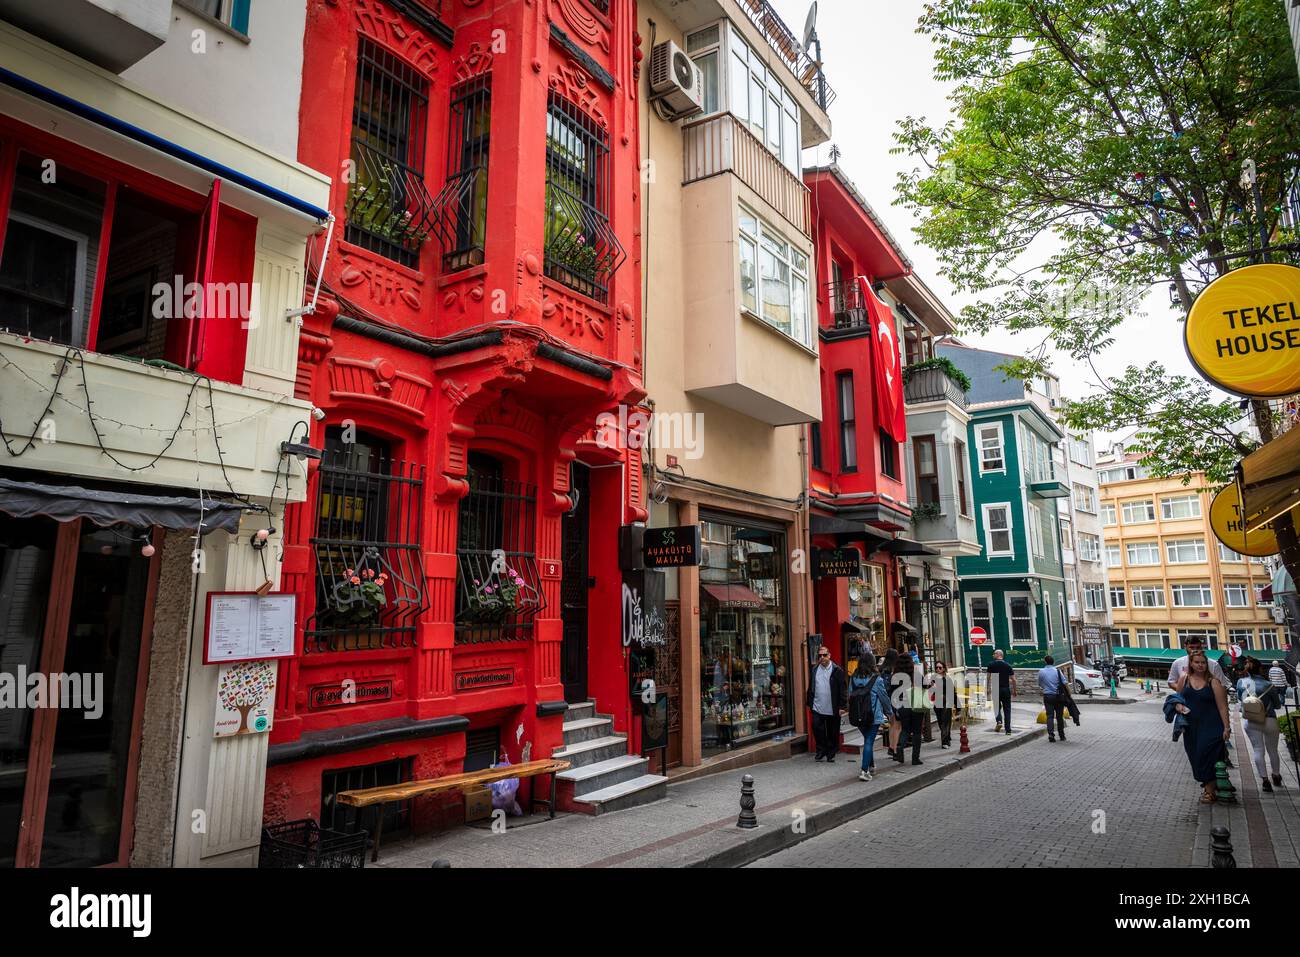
[184,178,222,369]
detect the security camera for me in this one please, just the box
[311,407,326,421]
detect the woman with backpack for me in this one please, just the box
[848,653,892,782]
[1236,656,1284,792]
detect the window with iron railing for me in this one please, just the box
[345,38,436,269]
[304,428,428,653]
[455,453,546,644]
[433,74,490,273]
[544,93,624,302]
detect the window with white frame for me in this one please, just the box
[1227,628,1253,649]
[1059,516,1073,550]
[1109,586,1127,608]
[1073,483,1097,512]
[978,423,1005,473]
[966,593,993,643]
[1224,583,1249,607]
[1083,583,1105,612]
[1125,541,1161,565]
[1065,570,1078,602]
[1007,594,1036,645]
[1105,543,1122,568]
[687,22,803,173]
[1178,628,1218,650]
[1218,543,1245,563]
[1121,499,1156,524]
[1132,585,1166,608]
[982,503,1013,556]
[1171,583,1214,607]
[1078,533,1101,563]
[1028,503,1044,558]
[1101,502,1117,526]
[738,205,810,348]
[1259,628,1279,650]
[1135,628,1170,649]
[1160,494,1202,520]
[1068,436,1091,466]
[1165,539,1207,564]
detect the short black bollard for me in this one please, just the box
[1210,826,1236,868]
[430,859,452,868]
[737,773,758,829]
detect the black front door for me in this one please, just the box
[560,463,590,703]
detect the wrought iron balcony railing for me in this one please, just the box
[430,165,487,273]
[345,139,438,269]
[736,0,836,110]
[543,180,625,302]
[825,279,867,331]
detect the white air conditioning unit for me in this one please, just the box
[649,41,704,119]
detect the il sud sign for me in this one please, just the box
[1184,263,1300,398]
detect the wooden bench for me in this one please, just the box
[336,758,571,862]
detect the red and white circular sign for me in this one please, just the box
[969,627,988,646]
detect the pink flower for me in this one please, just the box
[351,576,361,585]
[344,568,354,577]
[473,579,481,585]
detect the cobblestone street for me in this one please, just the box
[749,702,1209,868]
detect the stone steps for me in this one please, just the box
[554,700,667,814]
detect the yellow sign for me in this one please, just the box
[1209,483,1278,557]
[1184,263,1300,397]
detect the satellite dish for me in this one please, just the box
[801,1,819,54]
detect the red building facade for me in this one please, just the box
[804,164,915,670]
[265,0,647,832]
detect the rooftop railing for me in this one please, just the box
[736,0,836,110]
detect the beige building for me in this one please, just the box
[636,0,831,768]
[1097,451,1279,653]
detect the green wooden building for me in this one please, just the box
[938,343,1075,670]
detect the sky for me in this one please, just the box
[769,0,1210,435]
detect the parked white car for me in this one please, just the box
[1071,664,1105,694]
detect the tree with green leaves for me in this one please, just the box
[893,0,1300,587]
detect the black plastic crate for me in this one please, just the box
[260,819,368,869]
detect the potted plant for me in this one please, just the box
[332,567,388,624]
[463,567,529,623]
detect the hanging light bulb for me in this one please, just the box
[142,542,156,558]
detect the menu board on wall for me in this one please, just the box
[204,593,297,664]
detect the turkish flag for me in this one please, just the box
[857,276,906,443]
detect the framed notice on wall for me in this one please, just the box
[204,592,297,664]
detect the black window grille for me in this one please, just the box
[544,92,624,302]
[345,38,436,269]
[321,758,412,838]
[432,74,490,273]
[455,453,546,644]
[305,428,428,653]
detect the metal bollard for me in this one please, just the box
[737,773,758,829]
[1210,825,1236,868]
[430,859,452,868]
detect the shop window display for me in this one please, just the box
[699,518,792,757]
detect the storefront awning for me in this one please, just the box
[702,583,766,608]
[0,478,244,533]
[1112,645,1289,664]
[880,537,940,556]
[892,620,920,636]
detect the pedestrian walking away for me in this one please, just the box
[987,649,1017,734]
[1038,655,1067,742]
[929,661,959,748]
[881,647,902,756]
[807,644,847,763]
[1236,656,1285,793]
[848,653,892,781]
[891,656,926,765]
[1171,651,1231,804]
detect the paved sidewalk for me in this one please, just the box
[371,703,1045,868]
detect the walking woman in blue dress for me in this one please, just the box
[1171,651,1232,804]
